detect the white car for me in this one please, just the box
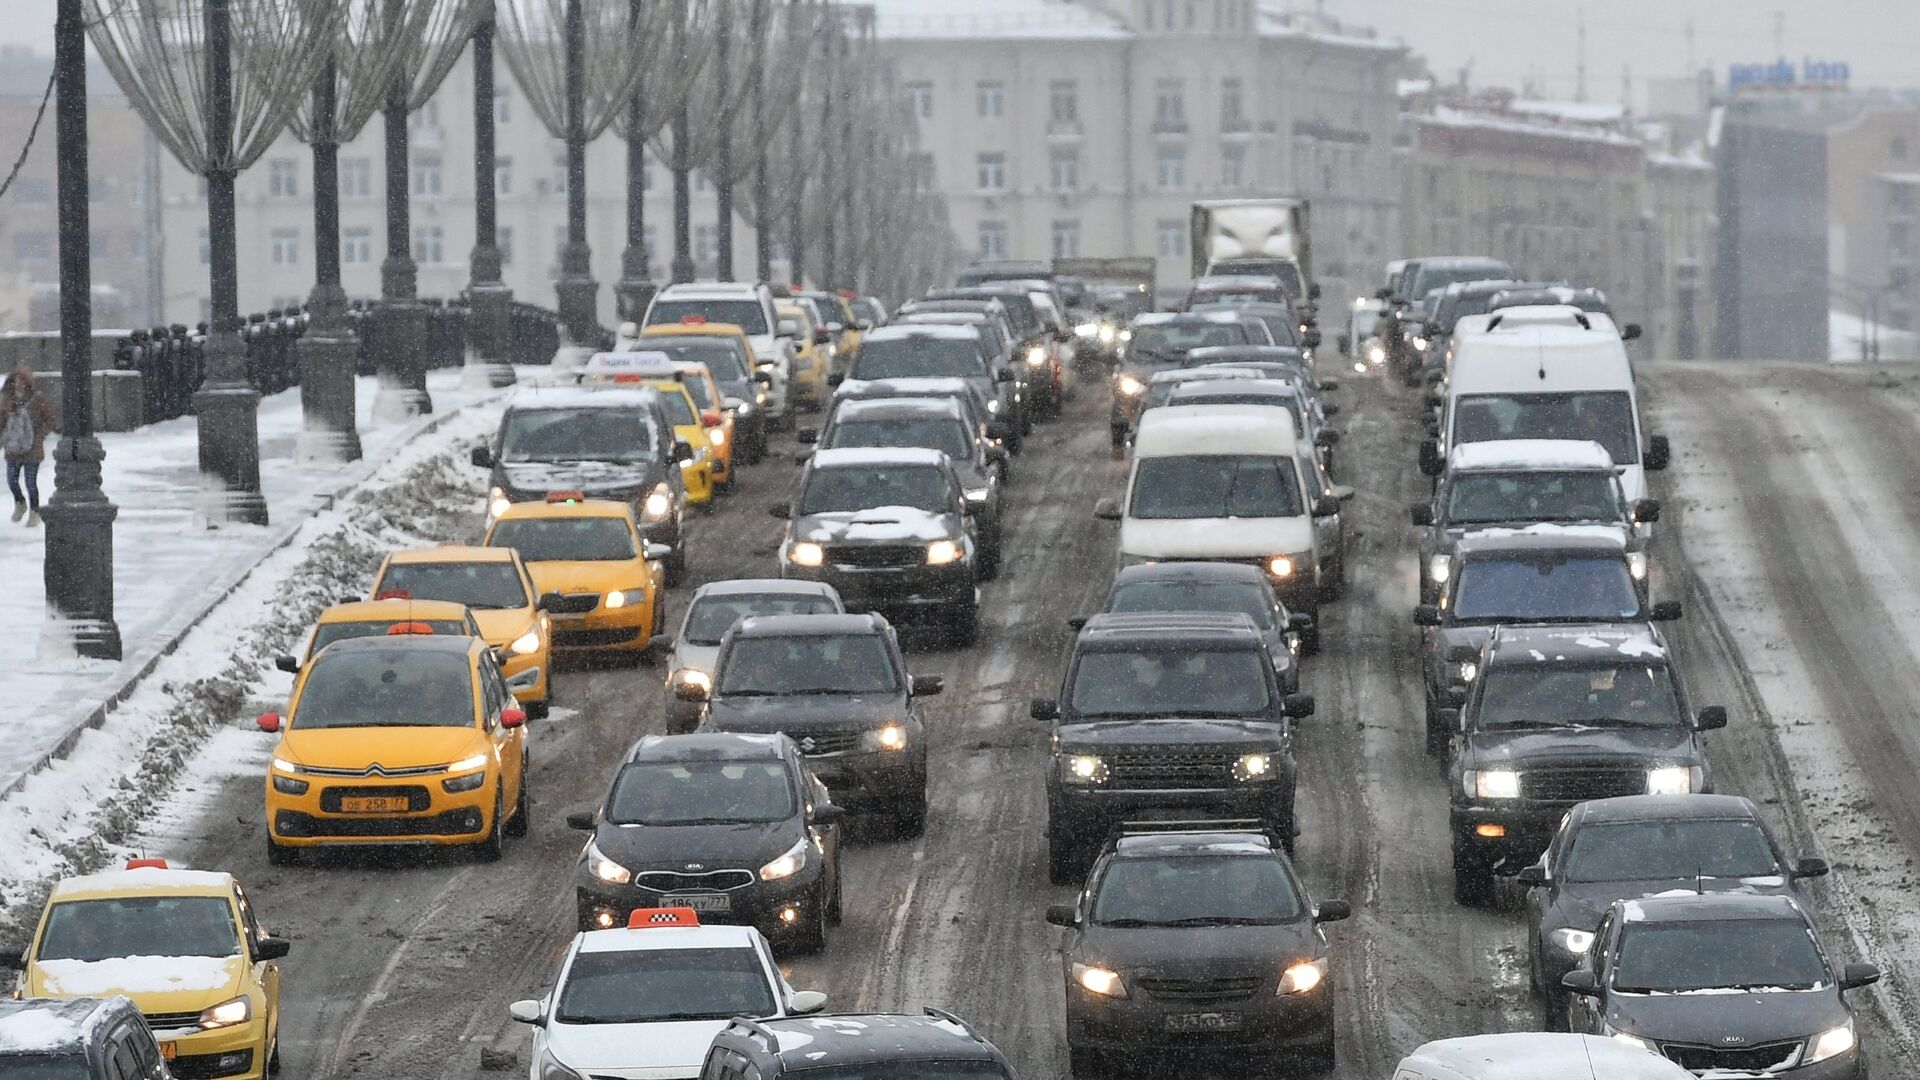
[639,283,800,428]
[663,579,845,734]
[510,908,826,1080]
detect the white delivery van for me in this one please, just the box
[1394,1032,1695,1080]
[1423,305,1668,508]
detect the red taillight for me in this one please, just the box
[386,621,435,635]
[701,411,723,428]
[612,373,644,383]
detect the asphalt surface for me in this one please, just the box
[150,367,1920,1078]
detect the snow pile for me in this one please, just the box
[1829,309,1920,363]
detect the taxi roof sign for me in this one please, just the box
[386,621,436,635]
[375,589,412,601]
[679,314,708,325]
[546,490,587,503]
[126,858,170,870]
[627,907,700,929]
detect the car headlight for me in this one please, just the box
[1609,1031,1653,1053]
[1075,322,1098,338]
[449,752,489,773]
[1267,555,1294,578]
[585,840,631,884]
[1428,553,1452,584]
[1367,345,1385,364]
[788,541,825,567]
[1278,958,1327,995]
[1118,329,1133,342]
[759,837,808,881]
[1467,769,1521,800]
[1412,336,1429,352]
[1232,752,1276,782]
[675,668,711,692]
[1807,1021,1857,1064]
[488,486,512,521]
[1026,345,1048,366]
[643,482,673,520]
[197,996,251,1030]
[1060,754,1109,785]
[964,486,989,504]
[271,775,308,796]
[1455,660,1478,683]
[539,1047,587,1080]
[1099,324,1118,344]
[1646,765,1701,795]
[734,399,755,417]
[1550,928,1595,954]
[510,627,542,655]
[1627,550,1648,580]
[604,588,644,610]
[271,756,300,774]
[1072,963,1128,999]
[443,770,487,793]
[865,723,909,752]
[708,426,728,447]
[1116,374,1144,396]
[926,539,962,565]
[986,398,1001,414]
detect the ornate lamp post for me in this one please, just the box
[467,0,513,373]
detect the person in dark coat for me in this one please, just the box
[2,365,58,527]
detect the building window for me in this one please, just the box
[1220,77,1245,128]
[13,232,52,265]
[910,153,936,190]
[1154,79,1186,129]
[694,224,717,265]
[904,81,933,119]
[269,228,299,266]
[1050,149,1081,192]
[197,227,210,266]
[1052,219,1081,259]
[412,224,443,265]
[1156,145,1186,188]
[1156,219,1186,258]
[976,81,1004,119]
[14,177,50,205]
[412,153,442,197]
[976,152,1007,192]
[978,220,1008,260]
[267,157,298,198]
[342,227,371,265]
[1220,143,1246,187]
[1049,80,1078,124]
[494,82,511,125]
[495,156,513,196]
[498,225,514,266]
[340,157,372,198]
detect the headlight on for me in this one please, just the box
[1118,329,1132,342]
[1428,554,1452,584]
[487,486,512,521]
[1468,769,1521,800]
[986,398,1001,414]
[1646,765,1701,795]
[1099,325,1118,344]
[449,752,490,773]
[708,426,728,447]
[1627,551,1648,580]
[510,628,542,655]
[1072,963,1128,999]
[1610,1032,1653,1053]
[197,996,251,1030]
[1232,752,1275,782]
[759,837,808,881]
[734,399,755,417]
[1455,660,1478,683]
[1550,928,1595,954]
[964,487,989,504]
[271,757,300,774]
[1367,345,1386,363]
[604,588,643,609]
[1278,958,1327,995]
[788,541,826,568]
[271,775,308,796]
[1116,374,1144,397]
[1267,555,1294,579]
[675,668,711,692]
[1061,754,1109,785]
[1807,1021,1857,1063]
[866,723,909,752]
[585,840,631,884]
[643,483,673,519]
[1412,336,1429,352]
[1075,322,1098,338]
[926,539,962,565]
[1026,345,1048,366]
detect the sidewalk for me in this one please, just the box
[0,370,502,799]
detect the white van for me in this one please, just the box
[1394,1033,1695,1080]
[1095,404,1349,646]
[1422,305,1668,508]
[637,282,799,424]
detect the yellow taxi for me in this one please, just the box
[483,496,668,654]
[274,597,482,673]
[823,289,867,362]
[22,859,287,1080]
[258,632,529,860]
[368,545,553,716]
[776,299,830,409]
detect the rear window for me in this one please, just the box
[293,648,476,730]
[1129,455,1303,520]
[852,337,989,382]
[1450,556,1640,622]
[1107,580,1274,629]
[684,594,841,645]
[644,299,768,336]
[311,619,470,654]
[487,517,637,562]
[376,561,529,610]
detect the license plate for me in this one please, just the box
[340,796,409,813]
[670,893,731,913]
[160,1043,176,1061]
[1165,1012,1242,1033]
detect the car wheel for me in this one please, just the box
[1047,829,1082,886]
[1452,852,1493,906]
[1299,618,1322,657]
[894,786,928,838]
[828,862,844,925]
[1068,1045,1112,1079]
[265,834,297,868]
[474,792,506,863]
[504,767,529,838]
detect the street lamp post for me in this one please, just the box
[551,0,600,344]
[373,38,428,420]
[468,2,516,379]
[294,57,363,464]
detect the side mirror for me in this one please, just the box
[1440,706,1463,733]
[768,503,791,519]
[755,371,774,385]
[673,680,710,702]
[274,655,299,674]
[1631,499,1661,524]
[253,936,292,961]
[1841,962,1882,991]
[1423,415,1441,438]
[1649,600,1683,622]
[796,427,819,444]
[1303,329,1323,349]
[1319,377,1341,392]
[776,318,801,338]
[508,1000,545,1025]
[1374,287,1391,300]
[1092,497,1122,521]
[1409,504,1435,526]
[1694,705,1728,731]
[1645,434,1671,472]
[1045,903,1080,928]
[1413,605,1441,627]
[0,948,27,972]
[537,592,564,613]
[826,372,846,387]
[1314,429,1340,448]
[788,990,829,1015]
[1561,970,1599,997]
[813,328,832,345]
[643,542,673,562]
[1418,439,1443,477]
[1445,685,1469,707]
[985,444,1010,464]
[1320,403,1342,418]
[809,804,848,827]
[1283,692,1315,719]
[672,440,694,463]
[1313,898,1351,923]
[1067,615,1089,631]
[565,810,596,831]
[1515,864,1548,887]
[1621,323,1642,342]
[256,712,282,733]
[1310,283,1323,301]
[1030,697,1061,722]
[500,708,528,728]
[910,673,945,697]
[1425,367,1446,385]
[1337,334,1351,353]
[1792,857,1830,880]
[470,445,493,468]
[1288,613,1313,632]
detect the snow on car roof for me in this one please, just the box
[1134,404,1300,454]
[575,923,762,954]
[508,386,661,411]
[1458,522,1629,547]
[864,324,980,341]
[1408,1033,1697,1078]
[1448,439,1615,471]
[0,999,113,1054]
[809,447,950,469]
[53,866,232,897]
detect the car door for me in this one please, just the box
[1568,909,1616,1033]
[481,656,524,799]
[233,885,280,1039]
[803,768,839,893]
[1300,453,1341,563]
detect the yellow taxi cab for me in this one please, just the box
[639,319,783,444]
[483,496,668,654]
[824,289,867,362]
[257,632,529,861]
[580,351,739,493]
[21,859,287,1080]
[776,299,829,409]
[274,597,483,674]
[368,545,553,717]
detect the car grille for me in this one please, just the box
[545,593,600,614]
[1519,768,1646,803]
[298,762,447,778]
[141,1010,203,1030]
[788,730,865,756]
[1108,750,1237,790]
[318,786,434,813]
[828,544,926,569]
[274,808,485,837]
[169,1050,254,1080]
[1136,975,1264,1003]
[633,869,757,892]
[1660,1041,1800,1072]
[554,626,642,647]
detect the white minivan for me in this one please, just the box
[1095,404,1349,651]
[638,282,800,426]
[1422,305,1668,511]
[1394,1032,1695,1080]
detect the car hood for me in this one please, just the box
[471,607,537,646]
[1606,986,1848,1048]
[30,955,246,1020]
[280,727,485,770]
[1079,921,1320,981]
[1440,521,1631,548]
[592,818,799,870]
[1545,876,1797,937]
[794,507,957,544]
[706,693,904,731]
[525,559,646,597]
[1464,725,1698,767]
[546,1017,731,1079]
[1119,517,1313,560]
[500,460,662,496]
[1058,717,1284,749]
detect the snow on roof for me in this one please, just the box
[810,447,951,469]
[1134,404,1299,452]
[1460,522,1629,547]
[0,1001,98,1054]
[1254,3,1402,50]
[1510,98,1627,124]
[37,956,238,997]
[1397,78,1434,97]
[1447,439,1615,471]
[866,324,981,341]
[870,0,1128,41]
[55,866,233,896]
[507,386,661,410]
[1417,106,1643,150]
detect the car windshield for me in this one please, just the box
[1564,820,1780,883]
[853,337,989,381]
[293,648,475,729]
[652,389,697,427]
[800,465,951,516]
[1351,310,1381,337]
[826,418,972,462]
[1129,323,1249,359]
[1612,919,1828,993]
[1129,456,1303,520]
[1091,855,1303,925]
[488,518,637,562]
[1450,556,1640,623]
[719,634,899,695]
[0,1055,90,1080]
[1107,581,1274,629]
[38,897,239,962]
[1473,664,1684,729]
[554,948,775,1024]
[310,620,470,655]
[376,562,529,610]
[645,299,768,336]
[1069,648,1271,717]
[500,408,657,464]
[607,761,797,825]
[685,595,841,645]
[1445,472,1624,525]
[645,340,752,382]
[1454,391,1639,466]
[796,1067,1013,1080]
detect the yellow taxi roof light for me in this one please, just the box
[546,490,586,503]
[627,907,700,928]
[125,858,170,870]
[375,589,412,601]
[386,621,436,636]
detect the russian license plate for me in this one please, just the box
[672,893,731,913]
[1165,1012,1242,1033]
[160,1043,177,1061]
[340,795,409,813]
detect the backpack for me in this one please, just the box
[2,400,34,456]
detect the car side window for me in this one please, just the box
[128,1027,164,1080]
[233,885,265,946]
[106,1030,141,1080]
[1591,911,1616,980]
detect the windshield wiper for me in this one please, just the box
[1160,915,1278,926]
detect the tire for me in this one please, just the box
[1068,1045,1111,1080]
[1299,617,1322,657]
[827,863,844,925]
[1047,829,1082,885]
[664,546,689,588]
[946,596,980,647]
[473,792,505,863]
[504,766,529,837]
[894,785,928,838]
[265,834,296,867]
[1453,851,1493,906]
[790,888,828,954]
[1424,703,1449,757]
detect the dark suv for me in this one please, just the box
[1079,562,1309,692]
[685,613,942,835]
[1445,624,1728,904]
[772,447,982,642]
[1031,613,1315,882]
[701,1009,1017,1080]
[566,732,846,949]
[0,998,171,1080]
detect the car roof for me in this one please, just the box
[655,282,763,298]
[1168,379,1302,401]
[1406,1033,1697,1079]
[491,499,632,521]
[1571,794,1761,825]
[1448,439,1616,471]
[1454,526,1628,556]
[0,998,130,1055]
[1111,828,1279,856]
[388,544,518,564]
[831,397,965,421]
[865,324,979,342]
[1185,345,1307,363]
[1133,404,1300,456]
[692,578,840,600]
[1131,311,1246,327]
[1080,611,1264,645]
[755,1012,999,1063]
[1485,624,1667,665]
[1621,892,1807,924]
[730,613,886,638]
[1145,366,1263,385]
[50,863,235,902]
[809,447,951,470]
[317,598,472,623]
[626,731,790,764]
[574,922,765,955]
[1111,561,1269,586]
[1192,275,1288,289]
[506,386,663,411]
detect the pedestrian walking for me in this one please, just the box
[2,365,57,527]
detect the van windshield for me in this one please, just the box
[1129,456,1303,519]
[1453,391,1638,465]
[644,299,768,336]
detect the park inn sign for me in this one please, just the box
[1729,57,1852,92]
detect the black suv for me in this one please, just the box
[772,447,982,642]
[684,613,941,835]
[1078,562,1309,692]
[701,1008,1017,1080]
[1445,624,1728,904]
[1046,822,1349,1078]
[838,325,1021,451]
[1032,613,1314,882]
[565,732,846,949]
[0,998,171,1080]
